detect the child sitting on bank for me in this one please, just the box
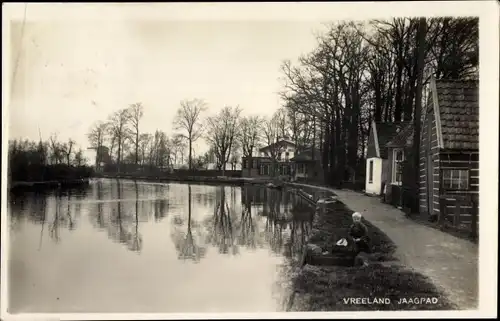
[348,212,371,254]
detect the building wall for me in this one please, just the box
[418,103,441,218]
[381,159,390,189]
[365,157,382,195]
[242,168,260,177]
[241,157,265,177]
[438,151,479,229]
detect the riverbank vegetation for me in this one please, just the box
[286,196,453,311]
[8,138,93,184]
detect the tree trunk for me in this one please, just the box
[394,50,404,122]
[322,118,330,183]
[347,83,360,176]
[117,141,121,173]
[412,18,427,210]
[188,138,192,170]
[135,132,139,166]
[374,77,382,122]
[312,115,316,161]
[328,117,336,186]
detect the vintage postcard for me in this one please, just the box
[1,2,498,320]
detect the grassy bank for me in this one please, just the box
[287,197,454,311]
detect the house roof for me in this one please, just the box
[432,78,479,150]
[374,121,410,158]
[259,139,295,152]
[386,122,414,148]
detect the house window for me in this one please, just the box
[392,148,404,185]
[242,160,247,169]
[260,164,270,176]
[252,160,257,169]
[369,160,374,184]
[285,151,290,160]
[442,169,470,190]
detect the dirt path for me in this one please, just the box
[290,182,479,310]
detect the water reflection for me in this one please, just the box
[103,180,143,252]
[170,185,207,262]
[9,181,315,258]
[8,179,322,313]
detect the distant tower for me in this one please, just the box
[87,145,111,172]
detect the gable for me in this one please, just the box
[366,122,378,158]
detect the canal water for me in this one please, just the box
[7,179,316,313]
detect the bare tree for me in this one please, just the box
[73,148,87,167]
[48,134,64,165]
[107,108,131,172]
[173,99,207,170]
[262,111,288,177]
[61,139,75,166]
[138,133,152,167]
[87,121,108,169]
[239,115,263,174]
[411,18,427,193]
[239,116,263,159]
[171,134,187,166]
[127,102,144,166]
[205,106,242,175]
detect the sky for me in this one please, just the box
[8,18,327,161]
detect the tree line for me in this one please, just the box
[8,135,92,182]
[276,17,478,187]
[88,98,292,175]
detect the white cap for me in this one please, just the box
[352,212,362,219]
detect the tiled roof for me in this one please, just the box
[386,123,414,148]
[435,79,479,150]
[375,122,410,158]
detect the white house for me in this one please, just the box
[365,120,408,195]
[259,138,296,161]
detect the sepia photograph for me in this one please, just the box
[1,2,498,320]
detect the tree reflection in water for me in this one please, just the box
[93,180,143,253]
[37,197,47,250]
[252,187,313,258]
[237,187,258,250]
[94,180,106,229]
[153,184,169,222]
[170,185,207,262]
[129,181,143,252]
[204,186,240,255]
[48,191,63,243]
[14,180,313,259]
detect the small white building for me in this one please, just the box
[365,121,408,195]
